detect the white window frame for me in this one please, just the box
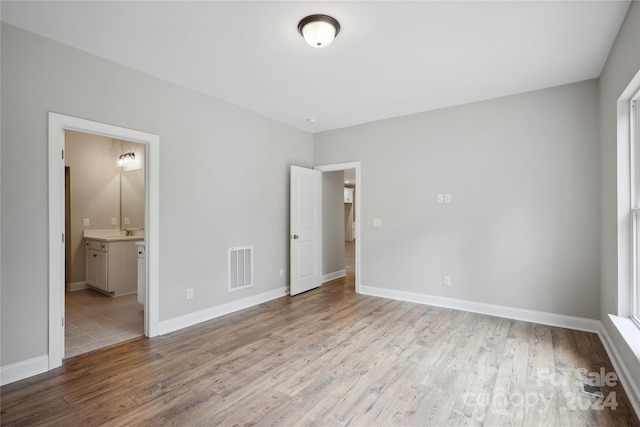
[631,90,640,328]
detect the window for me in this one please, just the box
[631,90,640,327]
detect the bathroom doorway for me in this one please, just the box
[48,112,160,371]
[64,130,145,357]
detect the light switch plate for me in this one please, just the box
[373,218,382,227]
[124,217,130,225]
[444,193,452,203]
[111,218,117,225]
[437,194,444,203]
[83,218,90,227]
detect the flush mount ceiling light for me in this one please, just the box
[298,14,340,48]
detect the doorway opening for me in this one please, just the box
[344,169,356,289]
[315,162,361,294]
[64,131,146,357]
[48,113,160,371]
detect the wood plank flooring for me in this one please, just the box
[2,270,638,425]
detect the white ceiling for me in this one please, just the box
[1,1,631,133]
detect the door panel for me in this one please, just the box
[290,165,322,296]
[297,240,317,278]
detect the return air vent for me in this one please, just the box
[228,246,253,292]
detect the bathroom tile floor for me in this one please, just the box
[65,288,144,358]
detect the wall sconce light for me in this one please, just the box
[298,14,340,48]
[117,151,135,167]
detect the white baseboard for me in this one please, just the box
[323,269,346,283]
[0,355,49,386]
[360,285,600,333]
[598,321,640,420]
[159,287,287,336]
[68,281,88,292]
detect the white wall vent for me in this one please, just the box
[228,246,253,292]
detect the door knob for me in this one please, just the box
[291,234,299,239]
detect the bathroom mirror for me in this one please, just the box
[121,168,145,229]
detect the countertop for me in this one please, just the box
[84,229,144,242]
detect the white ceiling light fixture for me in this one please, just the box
[298,14,340,48]
[117,151,135,167]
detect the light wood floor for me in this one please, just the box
[345,239,355,275]
[65,288,144,358]
[2,271,638,425]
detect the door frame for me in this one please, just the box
[48,112,160,370]
[314,162,362,294]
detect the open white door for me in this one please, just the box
[290,165,322,296]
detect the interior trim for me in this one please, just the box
[158,287,287,336]
[360,285,601,332]
[48,112,160,371]
[322,269,347,284]
[0,355,49,386]
[599,321,640,420]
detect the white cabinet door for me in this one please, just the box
[95,251,109,292]
[344,187,353,203]
[86,249,98,287]
[87,246,108,292]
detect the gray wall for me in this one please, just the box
[322,171,345,277]
[0,24,313,366]
[315,79,601,319]
[599,0,640,393]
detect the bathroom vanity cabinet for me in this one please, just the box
[85,238,140,296]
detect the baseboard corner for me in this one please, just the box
[360,285,600,333]
[0,355,49,386]
[158,286,287,336]
[68,281,88,292]
[323,269,346,284]
[598,322,640,420]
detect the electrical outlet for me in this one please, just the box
[443,276,452,286]
[111,217,117,225]
[444,193,452,203]
[186,288,194,300]
[279,268,285,278]
[124,217,130,225]
[83,218,90,227]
